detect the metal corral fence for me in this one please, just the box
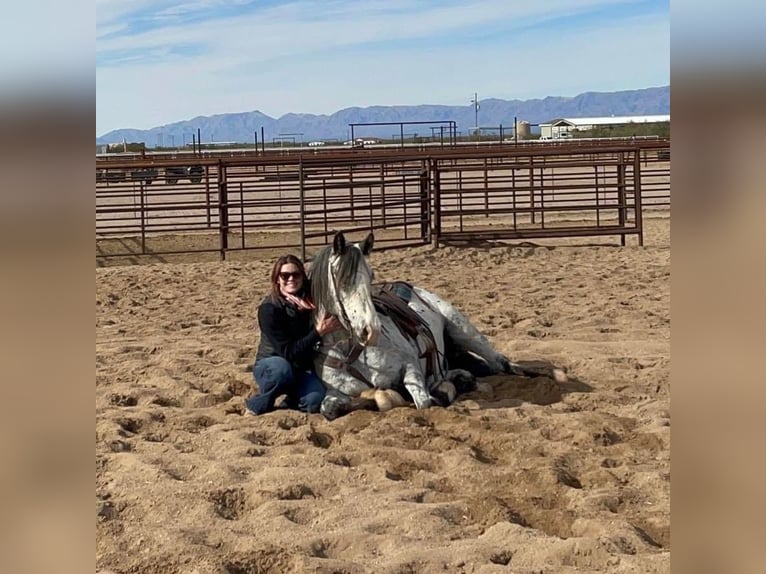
[96,140,669,264]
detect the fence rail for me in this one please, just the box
[96,140,669,263]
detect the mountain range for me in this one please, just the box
[96,85,669,146]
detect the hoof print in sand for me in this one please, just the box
[109,393,137,407]
[211,488,247,520]
[275,484,316,500]
[306,429,333,449]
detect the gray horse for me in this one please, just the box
[309,231,567,420]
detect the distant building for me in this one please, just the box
[539,114,670,140]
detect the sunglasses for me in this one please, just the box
[278,271,302,281]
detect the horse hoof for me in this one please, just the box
[437,381,457,404]
[384,389,407,408]
[374,389,407,411]
[446,370,475,394]
[320,402,345,421]
[414,397,433,410]
[350,395,379,412]
[374,390,393,412]
[500,357,524,376]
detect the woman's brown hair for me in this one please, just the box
[269,254,307,302]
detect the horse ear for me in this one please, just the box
[333,231,347,255]
[361,233,374,255]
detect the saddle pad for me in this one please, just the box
[377,280,414,303]
[371,282,420,339]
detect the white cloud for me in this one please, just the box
[97,0,669,134]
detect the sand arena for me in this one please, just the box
[96,215,669,573]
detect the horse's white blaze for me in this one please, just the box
[345,289,380,344]
[329,252,380,346]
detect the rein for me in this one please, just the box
[317,342,373,387]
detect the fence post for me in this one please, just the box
[483,156,489,216]
[139,180,146,255]
[618,152,626,246]
[419,164,429,243]
[205,165,211,228]
[529,155,536,225]
[380,164,387,227]
[349,163,355,220]
[633,151,644,246]
[239,181,245,249]
[299,160,306,261]
[218,160,228,260]
[432,161,441,248]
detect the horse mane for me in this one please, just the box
[309,243,366,309]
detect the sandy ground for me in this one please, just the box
[96,215,670,573]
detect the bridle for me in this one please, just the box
[318,253,374,387]
[329,258,357,343]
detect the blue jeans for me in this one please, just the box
[245,356,325,414]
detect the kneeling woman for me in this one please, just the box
[245,255,342,415]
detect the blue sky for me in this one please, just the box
[96,0,670,136]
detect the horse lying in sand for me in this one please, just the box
[309,231,567,420]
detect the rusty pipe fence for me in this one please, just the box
[96,141,669,263]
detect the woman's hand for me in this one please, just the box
[316,313,342,336]
[283,292,316,311]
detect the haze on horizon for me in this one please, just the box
[96,0,670,137]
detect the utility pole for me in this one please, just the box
[471,92,480,139]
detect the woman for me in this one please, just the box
[245,255,342,415]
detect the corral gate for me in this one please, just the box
[430,146,652,247]
[96,141,668,264]
[220,156,431,261]
[96,155,432,263]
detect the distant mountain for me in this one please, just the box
[97,85,669,146]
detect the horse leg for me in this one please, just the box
[415,288,567,382]
[416,288,509,372]
[402,363,432,409]
[320,389,377,421]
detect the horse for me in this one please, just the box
[309,231,567,420]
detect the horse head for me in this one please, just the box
[310,231,380,346]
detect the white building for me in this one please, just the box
[539,114,670,140]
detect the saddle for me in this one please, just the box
[372,282,441,383]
